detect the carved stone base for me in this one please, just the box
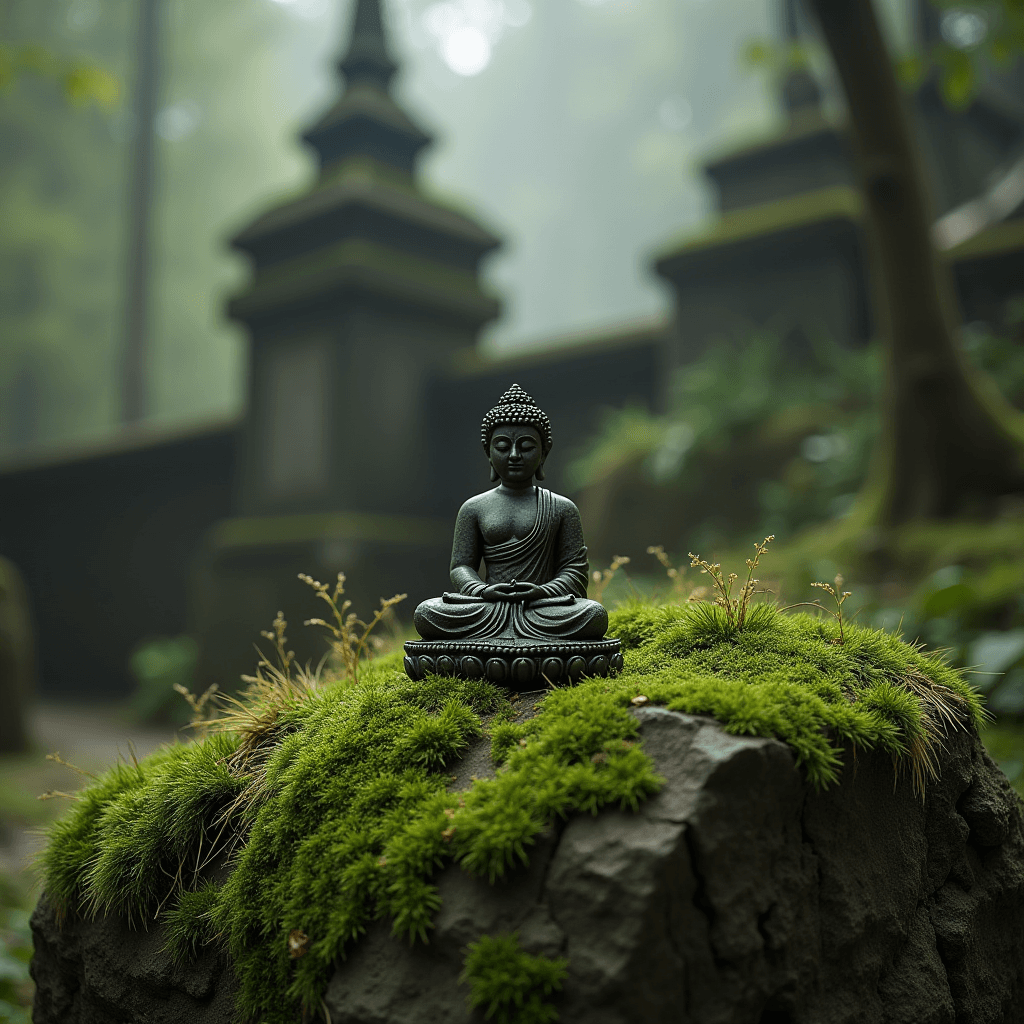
[403,637,623,687]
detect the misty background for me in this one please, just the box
[0,0,916,453]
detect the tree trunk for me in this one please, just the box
[805,0,1024,523]
[120,0,161,425]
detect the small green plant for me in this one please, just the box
[211,611,321,799]
[781,573,855,645]
[172,680,219,734]
[568,335,881,543]
[688,535,774,630]
[590,555,630,604]
[0,875,33,1023]
[299,572,406,683]
[809,575,853,645]
[461,932,568,1024]
[128,635,202,726]
[164,880,220,963]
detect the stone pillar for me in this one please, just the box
[192,0,502,691]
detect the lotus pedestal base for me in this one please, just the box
[403,638,623,688]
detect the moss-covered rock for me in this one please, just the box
[30,604,1022,1023]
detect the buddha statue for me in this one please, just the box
[404,385,622,687]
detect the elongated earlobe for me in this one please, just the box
[535,463,545,481]
[490,464,499,482]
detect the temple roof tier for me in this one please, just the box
[231,157,500,272]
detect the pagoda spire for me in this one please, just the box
[779,0,823,116]
[338,0,398,92]
[301,0,431,174]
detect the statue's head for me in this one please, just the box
[481,384,552,485]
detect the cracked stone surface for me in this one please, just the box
[31,708,1024,1023]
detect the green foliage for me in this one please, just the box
[164,881,221,963]
[741,37,816,79]
[0,1,134,450]
[980,719,1024,794]
[461,933,568,1024]
[747,0,1024,110]
[0,43,118,106]
[575,325,1024,560]
[937,44,976,108]
[925,0,1024,107]
[571,334,880,548]
[0,0,314,451]
[603,597,681,649]
[40,734,243,923]
[40,603,981,1022]
[128,635,200,725]
[964,324,1024,410]
[300,572,406,684]
[0,875,33,1023]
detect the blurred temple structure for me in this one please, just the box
[1,0,1023,698]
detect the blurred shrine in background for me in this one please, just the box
[0,0,1022,699]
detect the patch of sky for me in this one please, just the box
[420,0,532,76]
[266,0,332,21]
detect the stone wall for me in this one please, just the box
[0,422,236,699]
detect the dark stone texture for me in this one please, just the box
[31,709,1024,1023]
[30,897,236,1024]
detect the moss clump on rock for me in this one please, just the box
[607,600,984,789]
[460,932,568,1024]
[38,601,982,1023]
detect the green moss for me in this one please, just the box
[165,881,221,963]
[461,932,568,1024]
[40,733,243,925]
[608,602,982,788]
[39,602,981,1022]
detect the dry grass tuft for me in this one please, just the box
[688,535,774,629]
[898,657,984,796]
[195,578,406,862]
[783,574,854,644]
[590,555,630,603]
[646,544,709,603]
[300,572,406,684]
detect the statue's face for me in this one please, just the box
[489,423,543,486]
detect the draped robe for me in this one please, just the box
[414,487,607,643]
